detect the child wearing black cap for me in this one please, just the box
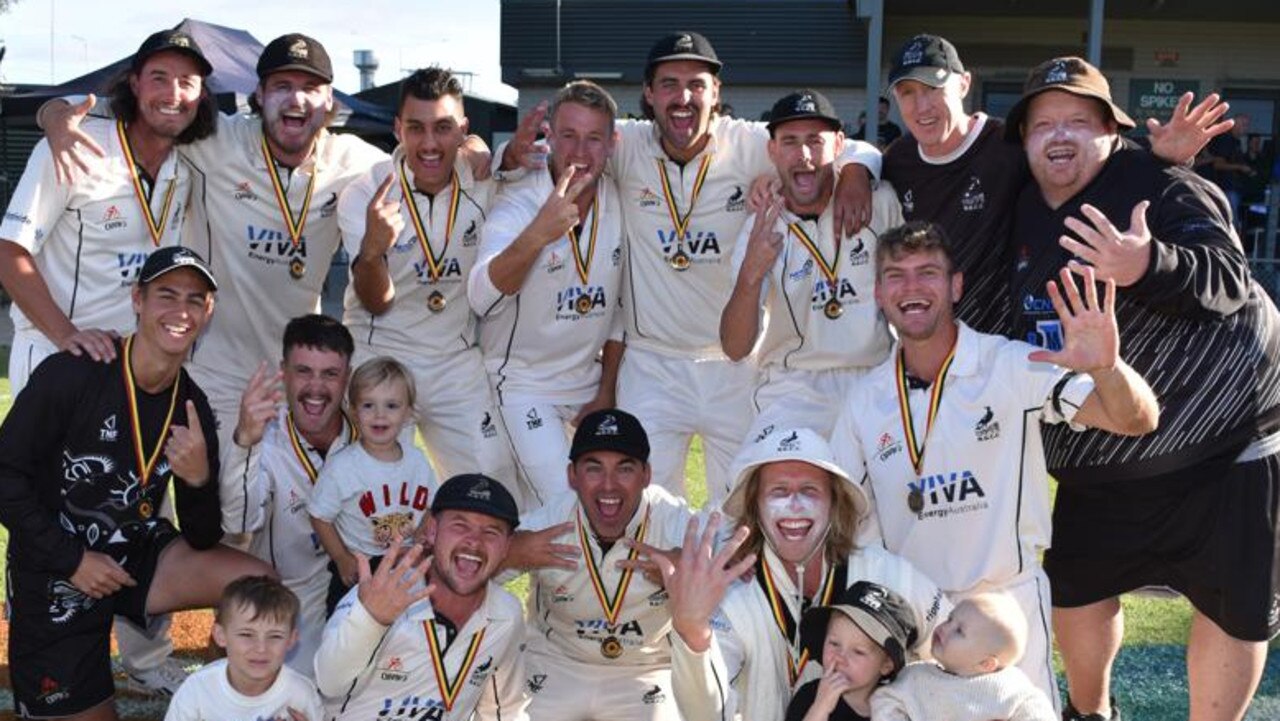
[785,581,918,721]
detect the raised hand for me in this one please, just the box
[1028,265,1119,374]
[618,537,681,587]
[1147,92,1233,165]
[502,101,550,171]
[649,513,755,653]
[833,164,873,237]
[233,361,285,448]
[739,198,785,285]
[503,521,580,572]
[527,165,593,247]
[1060,201,1153,287]
[362,174,405,259]
[41,95,107,184]
[166,400,210,486]
[356,538,434,625]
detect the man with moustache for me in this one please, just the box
[656,426,948,721]
[720,90,904,437]
[504,409,695,721]
[470,81,625,505]
[340,67,516,488]
[500,32,882,503]
[1007,57,1280,721]
[882,34,1227,335]
[829,222,1157,707]
[314,473,530,720]
[221,314,358,677]
[0,29,218,696]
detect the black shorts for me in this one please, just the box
[1045,450,1280,642]
[7,521,179,718]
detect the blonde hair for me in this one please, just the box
[348,356,416,409]
[960,593,1028,668]
[730,466,860,567]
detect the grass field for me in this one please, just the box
[0,349,1274,720]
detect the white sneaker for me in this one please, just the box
[124,658,190,697]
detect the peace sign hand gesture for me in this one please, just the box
[527,165,594,248]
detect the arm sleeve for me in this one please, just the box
[670,608,743,721]
[307,456,347,523]
[161,680,200,721]
[173,390,223,550]
[467,192,531,315]
[0,355,86,575]
[337,166,383,257]
[830,387,882,547]
[0,139,73,253]
[474,623,532,721]
[218,436,264,535]
[313,591,387,698]
[1124,176,1251,318]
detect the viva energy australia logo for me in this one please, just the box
[246,225,307,268]
[555,285,607,319]
[116,251,149,285]
[908,470,988,519]
[657,229,720,264]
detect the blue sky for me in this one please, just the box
[0,0,516,102]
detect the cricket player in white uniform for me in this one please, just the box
[720,90,904,439]
[504,409,694,721]
[471,81,625,506]
[654,427,949,721]
[830,221,1158,706]
[315,474,530,721]
[221,314,358,677]
[498,32,882,504]
[1,29,218,696]
[340,67,517,489]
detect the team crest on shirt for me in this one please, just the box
[480,412,499,439]
[725,185,746,212]
[847,237,870,266]
[790,258,814,281]
[462,219,479,247]
[875,432,903,461]
[233,181,259,201]
[902,188,915,215]
[961,175,986,212]
[612,247,622,267]
[647,589,669,606]
[246,225,308,270]
[642,686,667,705]
[637,188,661,208]
[907,470,989,518]
[378,656,409,682]
[102,205,127,231]
[319,192,338,218]
[467,656,495,687]
[974,406,1001,441]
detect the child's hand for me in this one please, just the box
[810,667,855,717]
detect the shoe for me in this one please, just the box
[124,657,190,697]
[1063,696,1121,721]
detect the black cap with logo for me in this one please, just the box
[132,29,214,77]
[766,89,843,134]
[646,31,722,76]
[888,34,965,89]
[431,474,520,530]
[1004,56,1136,141]
[800,581,920,680]
[256,33,334,83]
[138,246,217,291]
[570,409,650,463]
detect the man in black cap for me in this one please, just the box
[502,408,696,721]
[1007,56,1280,721]
[720,89,904,439]
[0,246,275,720]
[0,27,220,697]
[881,33,1229,336]
[499,33,883,505]
[314,473,530,720]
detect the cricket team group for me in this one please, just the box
[0,19,1275,721]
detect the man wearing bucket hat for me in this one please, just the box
[881,34,1229,336]
[830,220,1158,709]
[653,426,947,721]
[1006,56,1280,721]
[720,89,903,438]
[314,473,530,720]
[498,33,883,505]
[504,408,695,720]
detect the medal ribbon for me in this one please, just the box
[894,341,958,476]
[788,221,840,290]
[578,504,651,626]
[655,154,713,248]
[115,119,177,247]
[757,556,840,686]
[285,410,359,484]
[260,135,316,249]
[567,196,599,285]
[423,621,486,711]
[120,334,180,488]
[398,161,460,282]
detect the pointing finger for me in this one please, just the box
[554,164,577,196]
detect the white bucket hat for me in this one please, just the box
[722,426,869,525]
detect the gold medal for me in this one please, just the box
[823,298,843,319]
[669,251,691,271]
[428,290,447,313]
[289,257,306,280]
[575,294,593,315]
[601,636,624,659]
[139,500,153,520]
[656,155,712,276]
[907,488,924,514]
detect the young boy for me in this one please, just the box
[869,594,1056,721]
[786,581,920,721]
[165,575,324,721]
[309,356,439,616]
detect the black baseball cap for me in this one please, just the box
[1004,56,1136,142]
[800,581,920,680]
[432,474,520,530]
[256,33,334,83]
[766,89,842,134]
[138,246,217,291]
[646,31,722,76]
[570,409,650,463]
[888,34,965,89]
[132,29,213,77]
